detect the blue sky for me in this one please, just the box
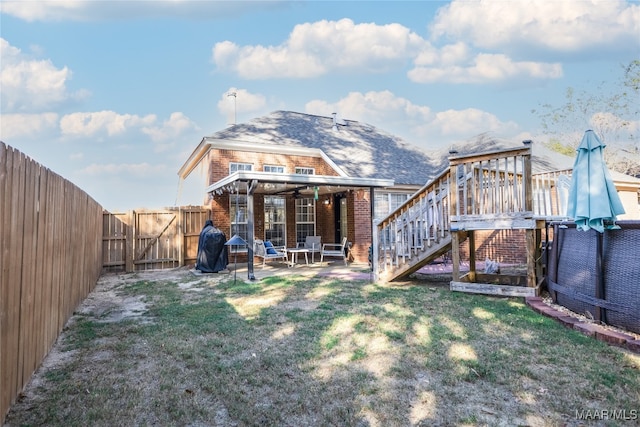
[1,0,638,211]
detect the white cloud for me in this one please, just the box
[60,111,156,138]
[213,17,564,85]
[0,38,88,112]
[78,162,168,176]
[305,91,519,149]
[212,18,427,79]
[59,110,199,150]
[424,108,519,138]
[142,112,200,146]
[0,113,59,140]
[306,90,431,126]
[430,0,640,54]
[0,1,87,22]
[0,0,286,22]
[409,53,562,84]
[217,88,267,120]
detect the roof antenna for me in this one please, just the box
[227,91,237,125]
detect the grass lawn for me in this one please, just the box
[5,268,639,426]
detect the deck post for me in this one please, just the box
[451,231,461,281]
[535,226,543,286]
[246,180,257,281]
[468,231,476,282]
[526,228,536,288]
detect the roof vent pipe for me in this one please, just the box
[332,112,338,131]
[522,139,532,146]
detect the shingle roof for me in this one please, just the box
[209,111,441,186]
[204,111,639,187]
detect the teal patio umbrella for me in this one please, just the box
[565,130,625,322]
[566,130,625,232]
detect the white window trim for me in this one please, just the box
[295,167,315,175]
[229,162,252,174]
[295,197,316,244]
[264,196,287,247]
[373,192,411,221]
[229,194,249,253]
[264,165,285,173]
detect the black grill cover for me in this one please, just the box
[196,220,229,273]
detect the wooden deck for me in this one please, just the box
[374,145,563,296]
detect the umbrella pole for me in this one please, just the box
[595,232,606,324]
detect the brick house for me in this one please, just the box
[179,111,640,277]
[178,111,438,273]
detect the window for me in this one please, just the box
[264,165,285,173]
[264,196,286,247]
[373,192,411,221]
[229,194,248,252]
[230,162,252,174]
[374,192,412,245]
[295,167,315,175]
[295,198,316,244]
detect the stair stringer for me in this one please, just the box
[378,235,452,282]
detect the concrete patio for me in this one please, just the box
[191,257,514,284]
[193,260,375,283]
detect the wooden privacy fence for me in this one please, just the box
[1,142,103,422]
[102,207,211,272]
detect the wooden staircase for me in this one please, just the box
[373,168,452,282]
[374,145,554,288]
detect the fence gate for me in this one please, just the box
[102,207,211,272]
[134,210,180,270]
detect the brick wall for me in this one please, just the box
[456,229,528,265]
[352,190,372,262]
[316,194,337,245]
[204,149,376,264]
[208,149,339,182]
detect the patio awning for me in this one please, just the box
[205,170,394,197]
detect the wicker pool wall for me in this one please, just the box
[547,221,639,334]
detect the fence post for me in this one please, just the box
[178,207,184,267]
[125,210,134,272]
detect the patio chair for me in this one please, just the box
[320,236,349,266]
[297,235,321,263]
[254,239,287,268]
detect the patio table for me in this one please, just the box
[287,248,309,267]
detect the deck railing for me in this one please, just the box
[450,147,532,218]
[373,146,550,282]
[531,169,573,220]
[373,168,451,280]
